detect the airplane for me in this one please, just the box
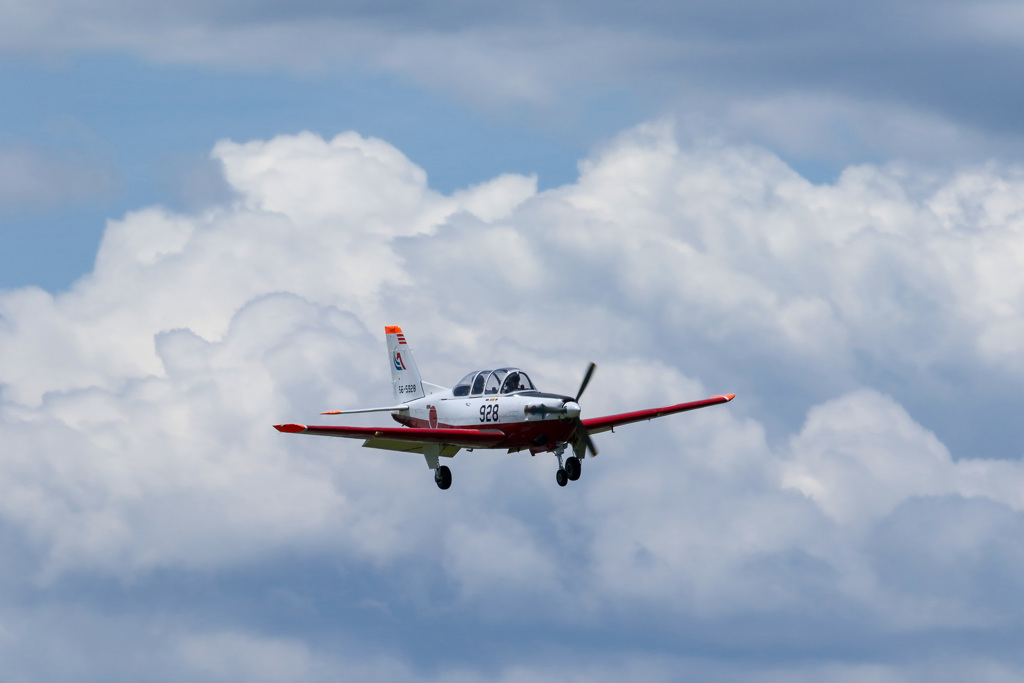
[274,326,734,490]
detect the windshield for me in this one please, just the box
[500,370,534,393]
[455,368,537,396]
[484,369,507,394]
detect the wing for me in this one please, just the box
[274,423,506,449]
[581,394,734,435]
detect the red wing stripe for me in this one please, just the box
[581,394,734,435]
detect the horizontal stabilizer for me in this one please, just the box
[320,405,410,415]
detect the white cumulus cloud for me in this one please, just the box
[2,123,1024,676]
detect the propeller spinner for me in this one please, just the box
[523,363,599,456]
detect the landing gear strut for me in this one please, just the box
[434,465,452,490]
[553,445,569,487]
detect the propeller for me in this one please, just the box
[575,362,596,402]
[525,363,599,456]
[572,424,598,458]
[571,362,598,457]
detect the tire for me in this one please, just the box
[565,456,581,481]
[556,468,568,487]
[436,465,452,490]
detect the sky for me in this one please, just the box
[4,1,1024,681]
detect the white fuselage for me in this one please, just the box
[402,391,579,428]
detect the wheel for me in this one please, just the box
[556,468,568,487]
[565,456,581,481]
[435,465,452,490]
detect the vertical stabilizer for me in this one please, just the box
[385,326,425,402]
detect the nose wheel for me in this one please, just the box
[434,465,452,490]
[556,468,568,487]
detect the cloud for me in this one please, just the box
[177,631,312,682]
[785,391,1024,527]
[708,92,1024,170]
[8,0,1024,170]
[0,131,536,408]
[0,145,115,208]
[3,124,1024,675]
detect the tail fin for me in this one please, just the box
[385,326,425,402]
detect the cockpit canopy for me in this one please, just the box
[452,368,536,397]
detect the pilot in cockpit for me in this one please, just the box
[502,372,522,394]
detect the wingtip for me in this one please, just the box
[722,394,735,402]
[274,423,307,433]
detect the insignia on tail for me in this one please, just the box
[385,326,424,402]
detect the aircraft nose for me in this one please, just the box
[563,401,581,418]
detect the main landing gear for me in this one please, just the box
[434,465,452,490]
[565,456,581,481]
[553,445,582,487]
